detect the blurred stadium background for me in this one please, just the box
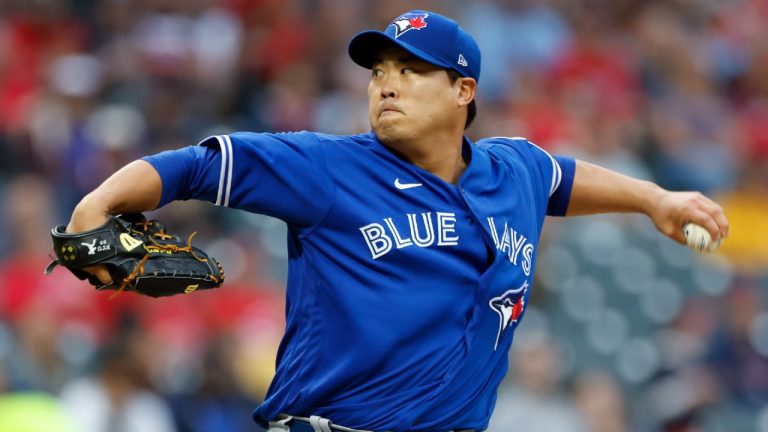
[0,0,766,431]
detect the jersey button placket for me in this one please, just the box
[459,186,495,251]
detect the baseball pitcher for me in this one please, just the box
[58,10,728,432]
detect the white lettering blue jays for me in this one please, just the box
[360,212,459,259]
[487,217,534,276]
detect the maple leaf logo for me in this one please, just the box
[408,16,427,30]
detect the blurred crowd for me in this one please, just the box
[0,0,766,431]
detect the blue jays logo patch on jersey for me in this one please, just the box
[489,280,529,350]
[390,12,429,38]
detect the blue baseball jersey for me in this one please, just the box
[144,131,575,432]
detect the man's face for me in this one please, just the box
[368,46,461,144]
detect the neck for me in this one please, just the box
[384,133,467,184]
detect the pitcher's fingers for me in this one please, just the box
[685,209,722,242]
[669,226,687,245]
[84,265,113,285]
[708,206,729,239]
[693,194,729,238]
[696,197,728,238]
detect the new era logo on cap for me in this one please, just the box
[348,9,482,83]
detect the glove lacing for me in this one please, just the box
[109,230,209,299]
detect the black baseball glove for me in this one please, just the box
[46,214,225,298]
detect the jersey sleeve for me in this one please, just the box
[142,131,335,228]
[485,137,575,217]
[545,153,575,217]
[526,140,574,217]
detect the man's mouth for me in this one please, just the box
[379,104,403,118]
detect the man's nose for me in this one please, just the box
[380,74,399,99]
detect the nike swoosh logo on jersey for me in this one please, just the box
[394,178,423,190]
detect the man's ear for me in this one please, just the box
[457,77,477,108]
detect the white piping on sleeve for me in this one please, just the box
[550,155,562,196]
[527,140,561,197]
[222,135,234,207]
[213,136,227,206]
[488,136,563,196]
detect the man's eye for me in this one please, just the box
[401,67,413,74]
[372,69,383,77]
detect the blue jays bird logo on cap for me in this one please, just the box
[489,280,529,350]
[390,12,429,38]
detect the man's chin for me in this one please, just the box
[371,123,399,142]
[372,124,401,144]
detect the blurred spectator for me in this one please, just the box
[490,338,586,432]
[169,333,258,432]
[60,319,177,432]
[572,371,630,432]
[706,280,768,408]
[0,174,57,301]
[461,0,572,101]
[647,59,740,194]
[644,296,721,430]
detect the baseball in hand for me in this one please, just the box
[683,223,722,253]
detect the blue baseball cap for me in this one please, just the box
[348,10,481,83]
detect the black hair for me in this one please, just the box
[446,69,477,130]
